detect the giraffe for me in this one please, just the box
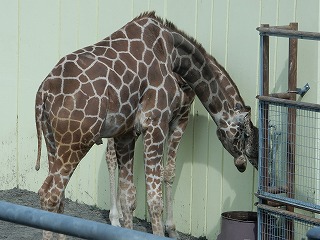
[105,76,195,238]
[35,11,258,239]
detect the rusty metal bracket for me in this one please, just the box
[287,83,310,97]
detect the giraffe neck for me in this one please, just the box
[171,32,245,126]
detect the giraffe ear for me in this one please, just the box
[240,105,252,124]
[243,112,254,137]
[235,103,251,111]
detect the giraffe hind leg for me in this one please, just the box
[39,121,64,240]
[164,136,180,239]
[39,143,91,240]
[106,138,122,227]
[164,115,190,238]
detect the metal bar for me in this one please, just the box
[258,26,270,240]
[257,26,320,41]
[259,24,270,194]
[256,193,320,215]
[269,92,292,99]
[0,201,169,240]
[257,204,320,226]
[286,22,298,240]
[257,95,320,112]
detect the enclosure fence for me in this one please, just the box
[0,200,169,240]
[257,23,320,240]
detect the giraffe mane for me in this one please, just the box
[136,12,207,57]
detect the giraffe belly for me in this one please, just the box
[100,113,129,138]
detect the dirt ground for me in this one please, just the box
[0,188,206,240]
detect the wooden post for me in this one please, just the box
[261,24,270,96]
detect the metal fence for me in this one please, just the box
[257,23,320,240]
[258,204,320,240]
[257,97,320,239]
[258,97,320,212]
[0,200,169,240]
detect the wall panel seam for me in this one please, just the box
[16,0,21,188]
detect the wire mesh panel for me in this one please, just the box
[258,204,320,240]
[258,97,320,212]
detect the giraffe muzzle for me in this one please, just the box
[234,154,247,173]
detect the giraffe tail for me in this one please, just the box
[35,85,45,171]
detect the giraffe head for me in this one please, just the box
[216,104,258,172]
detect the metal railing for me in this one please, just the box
[0,200,169,240]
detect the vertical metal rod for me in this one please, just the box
[286,22,298,240]
[258,23,270,240]
[261,24,270,194]
[258,34,264,240]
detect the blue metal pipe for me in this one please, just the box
[307,227,320,240]
[0,201,169,240]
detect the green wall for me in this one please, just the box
[0,0,319,239]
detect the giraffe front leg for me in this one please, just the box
[144,131,166,236]
[115,137,136,229]
[106,138,122,227]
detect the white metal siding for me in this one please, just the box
[0,0,319,239]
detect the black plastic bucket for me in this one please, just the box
[217,211,257,240]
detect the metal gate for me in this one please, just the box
[257,23,320,239]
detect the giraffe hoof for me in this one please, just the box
[165,224,179,239]
[110,219,122,227]
[168,231,179,239]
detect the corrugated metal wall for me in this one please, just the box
[0,0,319,239]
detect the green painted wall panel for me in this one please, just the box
[17,0,60,192]
[211,0,229,67]
[190,1,213,236]
[0,1,319,239]
[207,3,230,234]
[0,0,19,190]
[206,122,223,239]
[148,0,165,16]
[227,0,260,110]
[59,1,79,57]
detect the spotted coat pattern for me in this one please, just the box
[35,12,258,239]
